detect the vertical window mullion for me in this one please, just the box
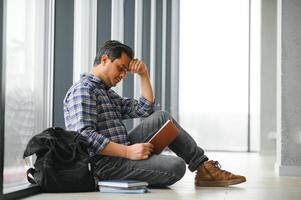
[97,0,112,53]
[141,0,151,69]
[123,0,135,130]
[165,0,172,114]
[154,0,163,111]
[133,0,143,127]
[53,0,74,127]
[169,0,180,120]
[150,0,156,90]
[0,0,5,195]
[111,0,124,96]
[44,0,55,128]
[161,0,167,111]
[73,0,97,83]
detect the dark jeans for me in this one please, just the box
[94,111,208,186]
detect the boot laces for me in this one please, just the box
[213,161,222,169]
[212,161,231,175]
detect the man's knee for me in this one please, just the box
[166,157,186,185]
[152,110,172,121]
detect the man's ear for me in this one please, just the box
[100,55,110,65]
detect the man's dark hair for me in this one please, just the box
[93,40,134,66]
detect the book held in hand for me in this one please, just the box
[98,180,148,188]
[147,119,179,154]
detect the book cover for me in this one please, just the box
[98,180,149,188]
[147,119,179,154]
[98,186,148,194]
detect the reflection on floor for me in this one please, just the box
[23,152,301,200]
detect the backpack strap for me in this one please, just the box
[26,168,37,184]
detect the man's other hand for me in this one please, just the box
[125,143,154,160]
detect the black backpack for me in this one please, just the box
[23,127,96,192]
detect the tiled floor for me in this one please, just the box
[23,152,301,200]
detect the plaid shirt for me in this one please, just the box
[64,74,154,156]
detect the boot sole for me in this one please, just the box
[195,178,246,187]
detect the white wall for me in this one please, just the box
[276,0,301,176]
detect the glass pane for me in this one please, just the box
[179,0,249,151]
[3,0,46,192]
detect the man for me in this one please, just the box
[64,40,246,187]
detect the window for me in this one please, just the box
[179,0,256,151]
[3,0,52,194]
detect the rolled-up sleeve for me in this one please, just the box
[64,87,110,156]
[120,96,155,119]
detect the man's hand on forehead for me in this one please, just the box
[129,58,138,66]
[125,58,137,71]
[128,58,148,75]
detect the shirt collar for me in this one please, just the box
[81,73,110,90]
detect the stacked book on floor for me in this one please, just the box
[98,180,149,194]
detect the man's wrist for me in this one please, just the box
[124,145,129,159]
[138,71,149,78]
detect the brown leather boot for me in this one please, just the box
[195,160,246,187]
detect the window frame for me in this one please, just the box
[1,0,5,197]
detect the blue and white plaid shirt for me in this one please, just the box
[64,74,155,156]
